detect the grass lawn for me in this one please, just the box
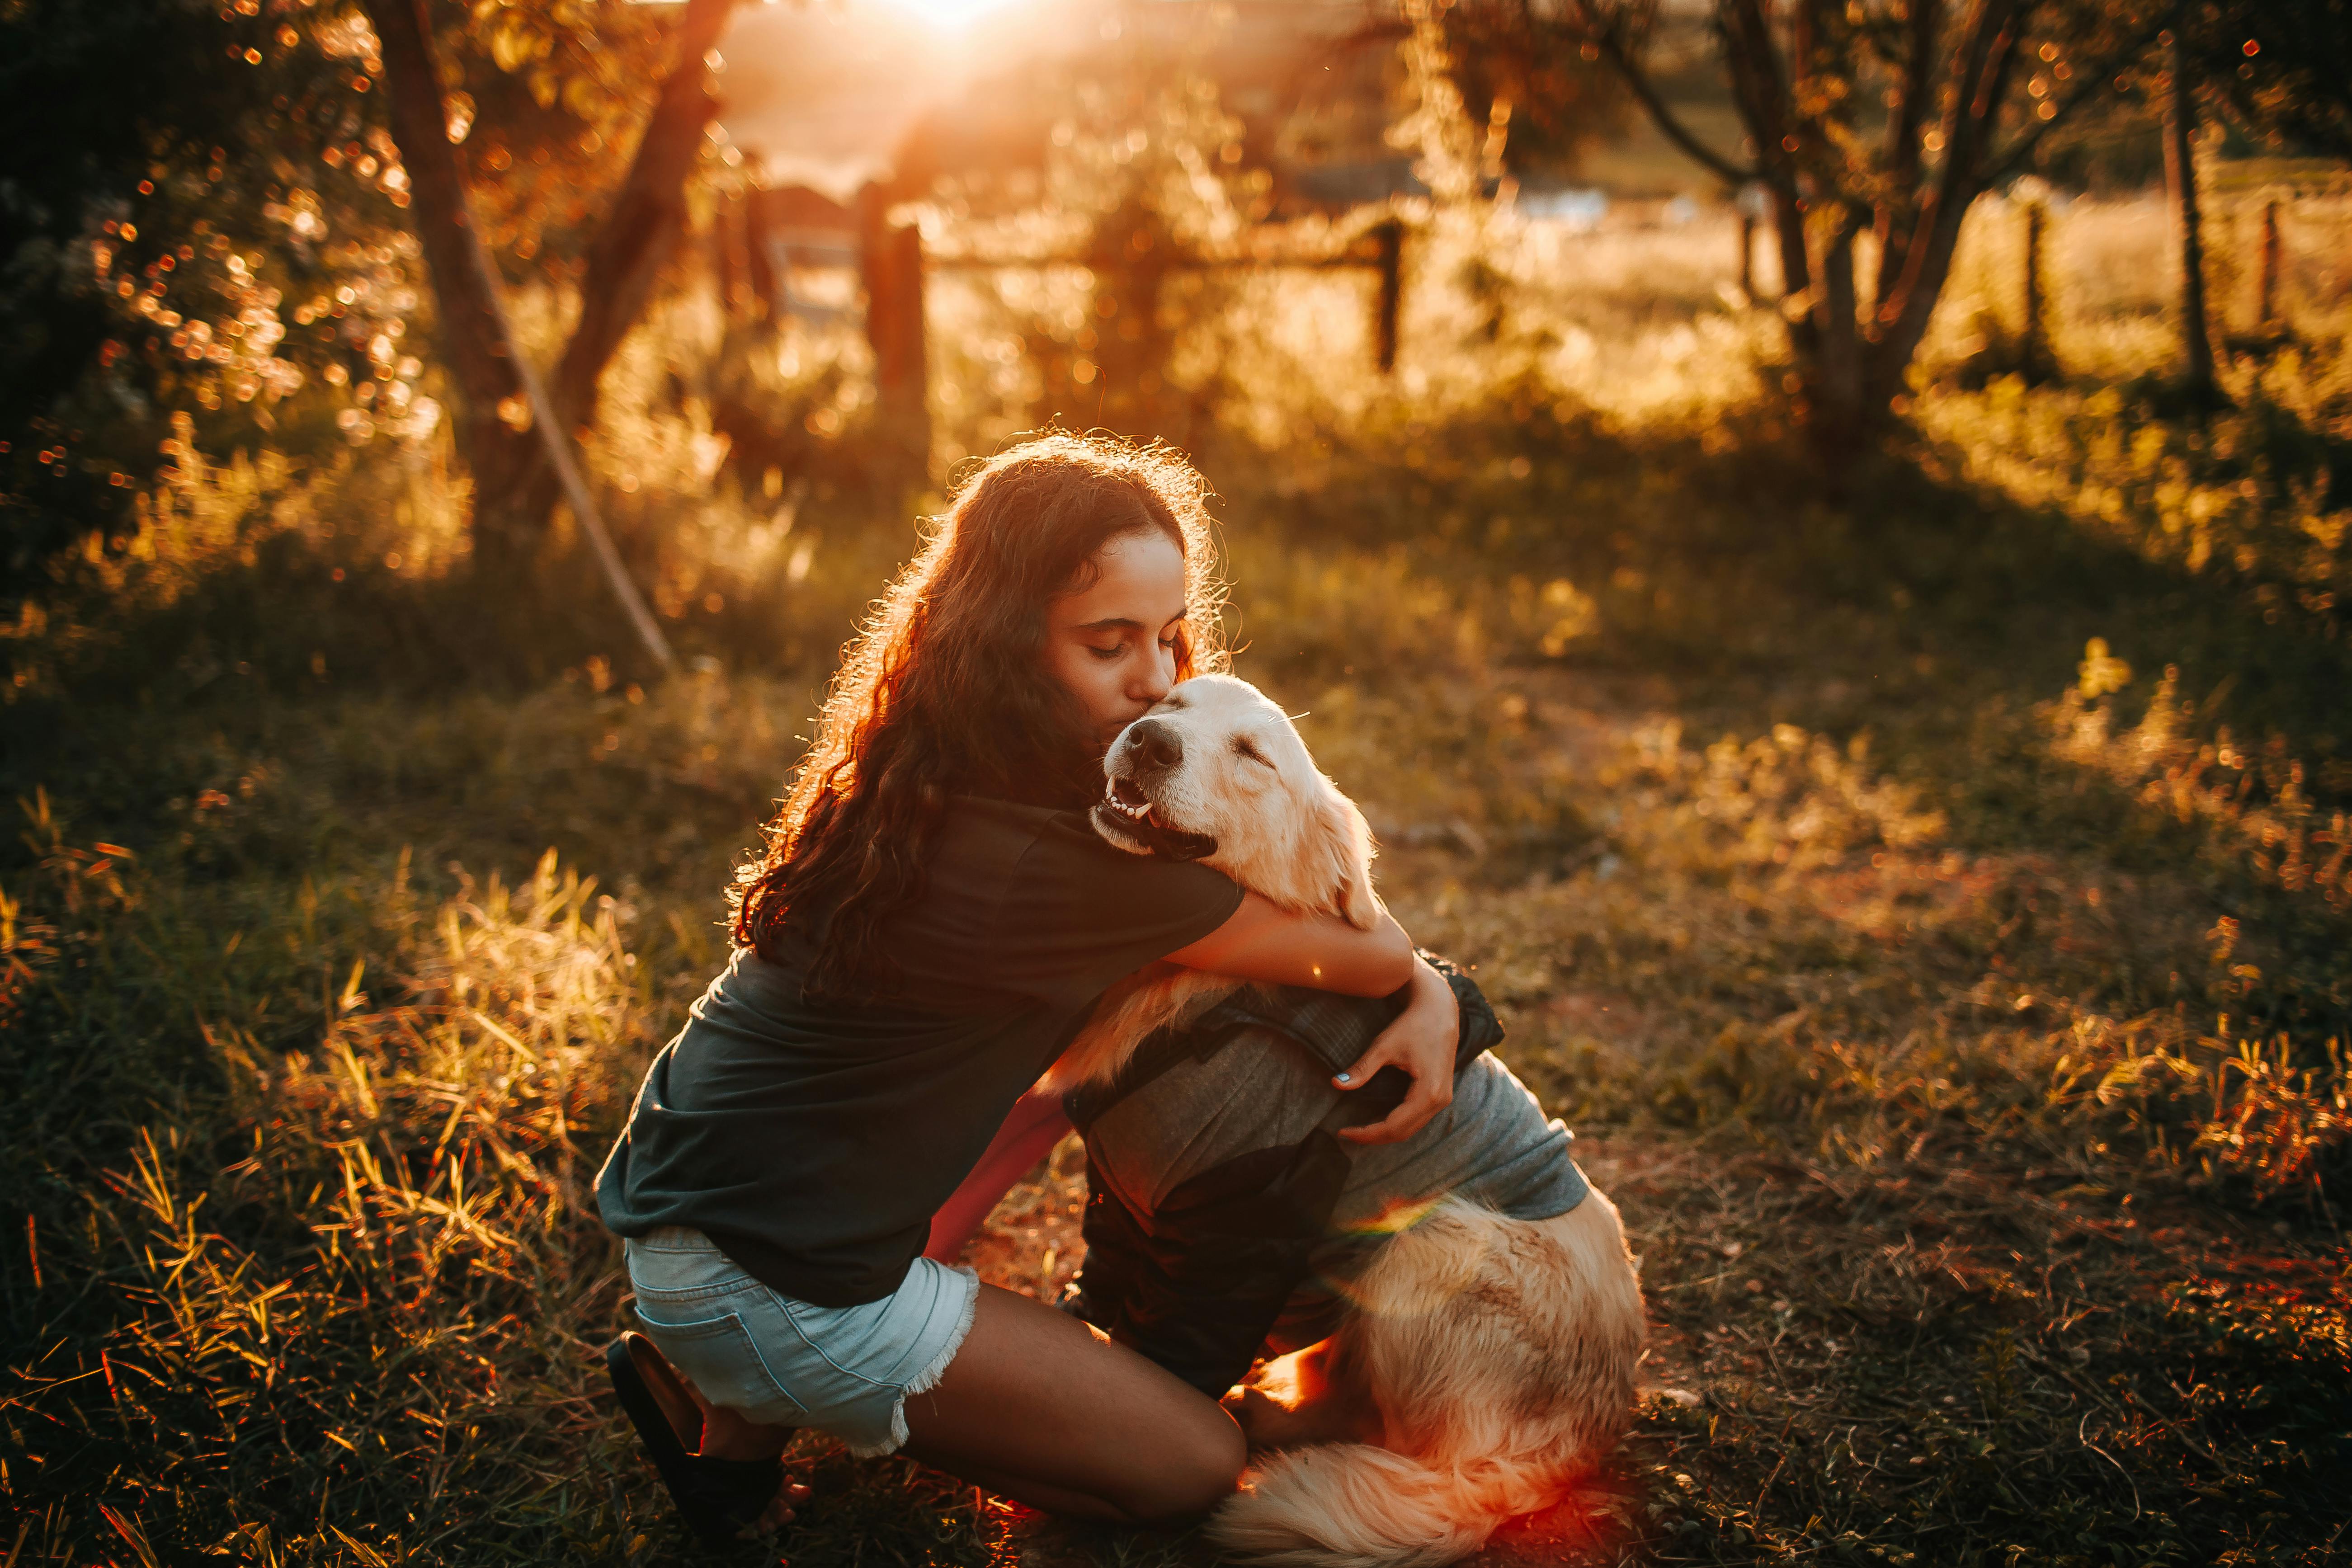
[5,203,2349,1565]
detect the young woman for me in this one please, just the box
[595,434,1461,1538]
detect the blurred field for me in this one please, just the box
[5,187,2351,1567]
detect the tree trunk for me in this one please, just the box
[1843,138,1999,440]
[2164,25,2217,402]
[365,0,529,556]
[363,0,675,666]
[1766,182,1816,356]
[1809,209,1870,450]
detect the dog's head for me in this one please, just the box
[1091,673,1381,928]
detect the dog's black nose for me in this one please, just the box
[1128,718,1183,774]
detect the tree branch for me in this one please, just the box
[1871,0,1944,308]
[546,0,732,435]
[473,0,731,539]
[1714,0,1817,351]
[1725,0,1797,174]
[1980,13,2172,186]
[1565,0,1758,184]
[1869,0,2010,371]
[1881,0,1942,173]
[1966,1,2031,135]
[1874,0,2008,324]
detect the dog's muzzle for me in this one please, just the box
[1094,773,1219,862]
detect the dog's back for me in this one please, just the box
[1083,1031,1643,1568]
[1088,1033,1579,1217]
[1214,1192,1643,1568]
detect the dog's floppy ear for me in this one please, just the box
[1317,785,1381,929]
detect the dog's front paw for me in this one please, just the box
[1220,1381,1291,1450]
[1222,1344,1385,1452]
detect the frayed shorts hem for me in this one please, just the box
[623,1226,981,1459]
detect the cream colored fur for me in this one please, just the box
[1213,1196,1646,1568]
[1042,674,1379,1095]
[1060,673,1646,1567]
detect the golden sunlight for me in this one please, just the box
[870,0,1022,29]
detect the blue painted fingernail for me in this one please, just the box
[1335,1072,1352,1083]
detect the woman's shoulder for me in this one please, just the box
[941,793,1126,869]
[918,794,1239,961]
[935,794,1071,879]
[947,794,1213,879]
[945,792,1064,834]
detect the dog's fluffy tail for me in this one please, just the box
[1209,1443,1565,1568]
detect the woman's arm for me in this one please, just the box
[1161,892,1413,996]
[922,1087,1073,1263]
[1164,898,1455,1144]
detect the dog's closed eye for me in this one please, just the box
[1231,735,1275,768]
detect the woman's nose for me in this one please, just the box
[1132,643,1175,703]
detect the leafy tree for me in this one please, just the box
[2190,0,2352,161]
[0,0,727,612]
[1339,0,1635,184]
[2109,2,2350,405]
[0,0,405,592]
[1534,0,2172,452]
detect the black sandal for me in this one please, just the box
[604,1333,787,1543]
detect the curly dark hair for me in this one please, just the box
[730,433,1227,998]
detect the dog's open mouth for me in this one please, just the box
[1092,775,1219,862]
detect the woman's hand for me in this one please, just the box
[1331,953,1458,1145]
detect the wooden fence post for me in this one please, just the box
[2021,198,2051,379]
[1372,219,1403,373]
[713,191,741,319]
[744,185,778,321]
[860,200,929,446]
[2256,197,2281,328]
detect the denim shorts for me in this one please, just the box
[622,1227,981,1457]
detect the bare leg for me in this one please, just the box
[627,1282,1240,1525]
[924,1088,1073,1263]
[622,1336,807,1528]
[901,1283,1245,1522]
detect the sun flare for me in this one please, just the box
[871,0,1020,30]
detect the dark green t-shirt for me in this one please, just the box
[594,796,1244,1307]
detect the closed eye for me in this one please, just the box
[1232,735,1275,768]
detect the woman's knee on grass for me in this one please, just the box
[1107,1411,1246,1522]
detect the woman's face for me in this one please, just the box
[1042,528,1189,752]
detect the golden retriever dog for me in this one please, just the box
[1053,673,1646,1568]
[1041,673,1381,1097]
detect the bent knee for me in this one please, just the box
[1113,1418,1246,1522]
